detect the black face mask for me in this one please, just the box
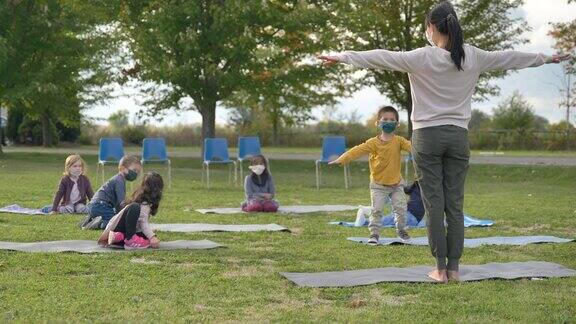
[125,169,138,182]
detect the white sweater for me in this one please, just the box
[334,45,549,130]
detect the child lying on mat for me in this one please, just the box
[97,172,163,250]
[80,155,142,230]
[242,154,279,213]
[42,154,94,214]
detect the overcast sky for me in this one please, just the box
[85,0,576,126]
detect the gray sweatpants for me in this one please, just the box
[411,125,469,271]
[369,181,407,237]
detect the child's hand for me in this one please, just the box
[50,211,57,215]
[149,236,160,248]
[318,55,340,67]
[262,193,272,199]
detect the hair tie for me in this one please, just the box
[446,13,454,21]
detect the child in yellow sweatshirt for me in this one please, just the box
[331,106,411,244]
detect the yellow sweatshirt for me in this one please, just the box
[335,135,411,186]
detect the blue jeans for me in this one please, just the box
[87,200,116,229]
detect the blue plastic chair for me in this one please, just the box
[316,136,350,190]
[202,138,237,188]
[97,138,124,182]
[141,138,172,187]
[237,136,267,180]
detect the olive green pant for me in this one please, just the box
[411,125,469,271]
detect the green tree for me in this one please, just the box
[120,0,342,146]
[492,91,535,130]
[0,0,119,146]
[469,109,491,130]
[329,0,530,135]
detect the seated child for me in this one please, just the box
[241,154,279,213]
[80,155,142,230]
[331,105,411,244]
[44,154,94,214]
[97,171,163,250]
[404,180,425,223]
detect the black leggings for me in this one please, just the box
[113,203,145,239]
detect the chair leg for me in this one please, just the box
[344,165,349,190]
[233,161,238,186]
[315,161,320,190]
[207,163,210,189]
[238,159,243,183]
[167,160,172,188]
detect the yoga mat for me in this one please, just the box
[281,261,576,287]
[0,204,47,215]
[151,223,289,232]
[329,213,494,228]
[193,205,358,214]
[348,236,574,247]
[0,240,222,253]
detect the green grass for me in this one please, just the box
[5,144,576,157]
[0,152,575,322]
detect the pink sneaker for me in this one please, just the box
[108,231,125,245]
[124,235,150,250]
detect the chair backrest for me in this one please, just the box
[320,136,346,162]
[142,138,168,161]
[99,138,124,163]
[203,138,230,162]
[238,136,262,160]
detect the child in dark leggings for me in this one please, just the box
[97,172,164,250]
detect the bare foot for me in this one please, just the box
[428,269,448,283]
[447,270,460,282]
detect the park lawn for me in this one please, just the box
[0,152,574,322]
[4,144,576,158]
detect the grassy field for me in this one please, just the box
[0,151,575,322]
[5,144,576,157]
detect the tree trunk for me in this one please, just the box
[41,111,53,147]
[199,99,217,154]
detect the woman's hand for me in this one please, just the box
[318,55,340,67]
[547,53,572,64]
[149,236,160,249]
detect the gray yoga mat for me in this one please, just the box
[151,223,289,232]
[193,205,358,214]
[0,240,222,253]
[0,204,46,215]
[348,236,574,247]
[281,261,576,287]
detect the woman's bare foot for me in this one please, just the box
[447,270,460,282]
[428,269,448,283]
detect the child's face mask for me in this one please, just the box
[379,121,398,134]
[249,164,266,175]
[69,169,83,177]
[125,169,139,181]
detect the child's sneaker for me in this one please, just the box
[82,216,102,230]
[396,228,411,241]
[108,231,125,245]
[124,235,150,250]
[367,234,379,245]
[78,215,92,228]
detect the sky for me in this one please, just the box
[85,0,576,126]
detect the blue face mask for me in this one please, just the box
[379,121,398,134]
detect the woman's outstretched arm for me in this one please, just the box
[319,48,426,73]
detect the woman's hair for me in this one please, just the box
[426,1,465,71]
[63,154,86,176]
[125,171,164,215]
[118,155,141,171]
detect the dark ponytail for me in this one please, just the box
[426,1,465,71]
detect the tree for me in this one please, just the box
[469,109,491,130]
[549,0,575,149]
[0,0,119,146]
[120,0,342,147]
[492,91,536,130]
[329,0,530,136]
